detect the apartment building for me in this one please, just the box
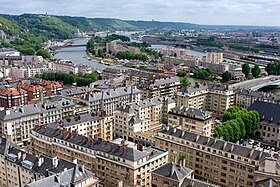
[82,86,142,115]
[205,52,223,64]
[31,126,169,187]
[0,137,98,187]
[142,76,180,99]
[155,126,280,187]
[177,83,235,116]
[235,88,280,108]
[18,80,62,102]
[48,113,113,140]
[0,98,76,146]
[114,96,175,141]
[102,67,124,80]
[168,106,214,137]
[51,60,79,73]
[152,162,217,187]
[248,101,280,147]
[0,87,28,108]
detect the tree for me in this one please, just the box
[177,70,187,77]
[251,65,261,78]
[180,77,191,87]
[221,71,231,82]
[214,106,260,142]
[36,49,51,59]
[242,63,250,78]
[18,47,36,55]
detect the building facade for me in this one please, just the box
[168,106,214,137]
[177,83,235,116]
[155,126,280,187]
[114,96,175,141]
[0,137,98,187]
[31,126,168,187]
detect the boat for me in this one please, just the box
[87,57,91,60]
[100,61,105,64]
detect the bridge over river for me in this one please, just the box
[229,76,280,91]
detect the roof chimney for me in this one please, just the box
[52,156,59,167]
[38,157,44,167]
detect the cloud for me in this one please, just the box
[0,0,279,26]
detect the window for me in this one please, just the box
[163,181,169,185]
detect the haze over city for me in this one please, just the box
[1,0,280,26]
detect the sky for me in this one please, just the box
[1,0,280,26]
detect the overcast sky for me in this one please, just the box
[1,0,279,26]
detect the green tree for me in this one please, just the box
[251,65,261,78]
[36,49,51,59]
[180,77,191,87]
[242,63,251,78]
[177,70,187,77]
[221,71,231,82]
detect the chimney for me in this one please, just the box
[22,152,27,160]
[54,174,60,184]
[38,157,44,167]
[63,130,68,140]
[137,144,143,151]
[5,109,10,115]
[117,144,121,151]
[17,152,22,160]
[82,164,85,173]
[130,86,134,103]
[52,156,59,167]
[111,143,114,151]
[123,144,128,155]
[73,159,78,164]
[173,128,177,134]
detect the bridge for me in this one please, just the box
[229,76,280,91]
[251,80,280,91]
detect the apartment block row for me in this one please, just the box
[30,125,168,187]
[0,98,76,146]
[114,96,175,142]
[177,82,280,116]
[155,126,280,187]
[48,113,114,141]
[0,80,62,108]
[0,137,98,187]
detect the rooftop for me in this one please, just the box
[159,126,270,162]
[33,126,167,163]
[248,100,280,125]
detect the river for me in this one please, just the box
[54,37,279,94]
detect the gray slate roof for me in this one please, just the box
[33,126,166,162]
[159,126,270,162]
[248,100,280,125]
[153,162,193,182]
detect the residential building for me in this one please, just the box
[248,101,280,147]
[102,67,124,80]
[0,137,98,187]
[51,60,79,73]
[155,126,280,187]
[81,86,142,115]
[114,96,175,141]
[205,52,223,64]
[0,98,76,146]
[48,113,113,140]
[176,83,235,116]
[31,126,169,187]
[168,106,214,137]
[142,76,180,99]
[155,47,188,58]
[235,88,280,108]
[0,87,28,108]
[152,162,217,187]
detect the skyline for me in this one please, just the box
[1,0,280,26]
